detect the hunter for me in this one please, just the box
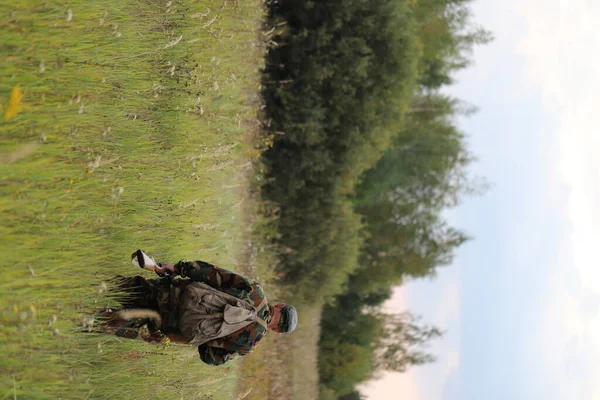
[100,250,298,366]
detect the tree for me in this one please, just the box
[339,391,366,400]
[414,0,493,89]
[352,92,481,285]
[314,0,491,397]
[319,339,375,395]
[319,303,442,395]
[356,93,484,209]
[259,0,421,303]
[372,311,443,373]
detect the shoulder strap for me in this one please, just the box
[256,316,268,331]
[256,297,268,313]
[255,297,269,331]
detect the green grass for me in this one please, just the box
[0,0,265,398]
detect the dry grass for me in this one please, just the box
[236,303,322,400]
[230,19,324,400]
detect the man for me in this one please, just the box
[101,250,297,366]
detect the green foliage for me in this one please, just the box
[319,386,340,400]
[414,0,493,89]
[314,1,491,398]
[338,391,366,400]
[352,93,478,291]
[319,340,374,395]
[373,311,443,372]
[318,292,442,396]
[259,0,420,304]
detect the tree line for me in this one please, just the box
[258,0,490,398]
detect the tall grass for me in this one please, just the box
[0,0,264,398]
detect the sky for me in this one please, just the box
[361,0,599,399]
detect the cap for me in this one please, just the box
[278,305,298,333]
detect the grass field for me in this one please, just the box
[0,1,281,398]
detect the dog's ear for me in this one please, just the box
[131,250,142,268]
[131,250,157,269]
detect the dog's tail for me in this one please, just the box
[116,309,161,325]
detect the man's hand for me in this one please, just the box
[153,263,175,277]
[131,250,177,277]
[166,332,188,344]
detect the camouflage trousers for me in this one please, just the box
[97,275,176,342]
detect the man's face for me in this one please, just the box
[269,303,285,332]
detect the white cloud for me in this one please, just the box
[360,369,422,400]
[513,1,561,103]
[515,0,600,398]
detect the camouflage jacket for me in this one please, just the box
[173,260,270,365]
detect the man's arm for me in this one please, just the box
[161,260,255,296]
[198,344,239,366]
[196,311,268,365]
[164,333,240,363]
[155,260,266,307]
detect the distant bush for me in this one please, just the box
[319,386,339,400]
[310,0,491,397]
[260,0,419,303]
